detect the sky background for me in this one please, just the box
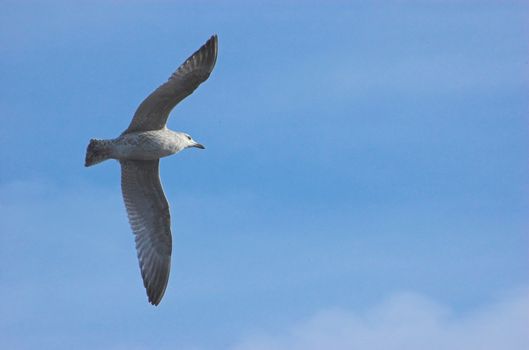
[1,1,528,349]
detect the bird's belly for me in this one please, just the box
[111,132,178,160]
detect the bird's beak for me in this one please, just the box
[191,142,205,149]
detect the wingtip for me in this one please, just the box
[208,34,218,49]
[149,298,161,306]
[147,289,163,306]
[143,265,170,306]
[205,34,218,71]
[208,34,218,48]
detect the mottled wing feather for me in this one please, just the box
[123,35,218,134]
[120,159,172,305]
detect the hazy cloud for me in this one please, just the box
[233,290,529,350]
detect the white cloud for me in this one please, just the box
[233,291,529,350]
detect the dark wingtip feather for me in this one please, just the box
[148,290,162,306]
[142,255,170,306]
[206,34,217,46]
[204,34,218,72]
[147,284,164,306]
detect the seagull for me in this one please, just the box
[85,35,218,305]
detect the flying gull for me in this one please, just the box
[85,35,218,305]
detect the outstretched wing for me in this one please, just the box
[123,35,218,134]
[120,159,172,305]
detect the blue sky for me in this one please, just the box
[1,1,528,349]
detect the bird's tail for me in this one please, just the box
[85,139,111,167]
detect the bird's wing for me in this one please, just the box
[123,35,218,134]
[120,159,172,305]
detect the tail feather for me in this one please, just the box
[85,139,111,167]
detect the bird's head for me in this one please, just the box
[181,133,205,150]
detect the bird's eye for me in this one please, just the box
[186,135,191,140]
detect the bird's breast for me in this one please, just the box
[111,130,181,161]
